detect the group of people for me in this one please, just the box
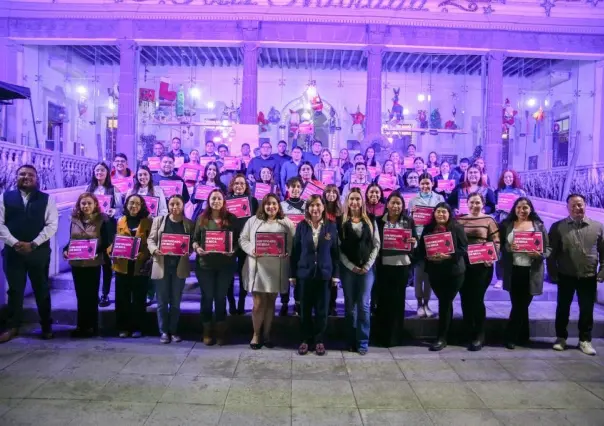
[0,139,601,357]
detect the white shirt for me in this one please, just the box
[0,190,59,247]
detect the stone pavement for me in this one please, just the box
[0,327,603,426]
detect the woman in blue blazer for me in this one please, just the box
[290,194,340,356]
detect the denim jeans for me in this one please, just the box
[154,267,186,335]
[340,264,374,350]
[197,267,235,323]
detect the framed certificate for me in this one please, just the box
[255,232,286,256]
[112,177,133,194]
[377,174,396,190]
[320,169,336,185]
[427,167,439,177]
[412,206,434,226]
[402,192,416,207]
[300,181,324,200]
[96,194,112,214]
[424,232,455,257]
[349,183,368,198]
[160,233,190,256]
[159,180,184,198]
[437,179,456,192]
[194,185,214,201]
[68,239,98,260]
[403,156,415,169]
[147,156,161,172]
[382,228,412,252]
[512,231,543,253]
[181,165,200,182]
[223,156,241,171]
[458,199,469,215]
[174,156,185,169]
[468,242,498,264]
[226,196,252,218]
[141,195,159,216]
[287,214,305,226]
[497,193,519,212]
[202,230,233,253]
[111,235,141,260]
[254,182,272,200]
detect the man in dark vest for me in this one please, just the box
[0,165,58,342]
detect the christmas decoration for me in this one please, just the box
[222,102,240,123]
[107,83,119,102]
[430,108,442,129]
[532,106,545,142]
[289,109,300,137]
[176,85,185,117]
[138,88,155,103]
[267,106,281,124]
[328,108,337,134]
[388,88,404,123]
[310,93,324,113]
[258,111,269,133]
[416,110,428,133]
[347,106,365,140]
[158,77,176,103]
[502,98,517,131]
[77,98,88,118]
[444,106,458,138]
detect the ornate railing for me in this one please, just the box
[518,164,604,209]
[0,142,97,193]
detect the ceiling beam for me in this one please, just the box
[346,50,356,70]
[226,47,236,67]
[466,56,483,75]
[294,49,299,69]
[199,47,212,66]
[304,49,309,70]
[322,49,328,70]
[276,48,282,68]
[339,50,346,70]
[357,50,366,71]
[510,57,540,77]
[401,53,419,72]
[281,48,289,69]
[264,48,272,68]
[396,53,412,72]
[69,46,97,65]
[187,46,201,67]
[330,50,337,70]
[99,45,120,65]
[388,52,403,72]
[414,54,430,73]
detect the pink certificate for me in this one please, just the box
[194,185,214,201]
[112,177,133,193]
[174,156,184,169]
[301,181,324,200]
[287,214,305,226]
[160,233,190,256]
[377,174,396,190]
[141,195,159,216]
[497,193,519,212]
[320,169,336,185]
[367,166,379,179]
[458,199,469,215]
[437,179,456,192]
[181,165,201,182]
[223,156,241,171]
[467,242,498,264]
[424,232,455,257]
[403,156,415,168]
[402,192,417,207]
[147,157,161,172]
[254,183,272,200]
[382,228,412,252]
[159,180,184,198]
[512,231,544,253]
[96,194,112,214]
[226,197,252,218]
[412,206,434,226]
[111,235,141,260]
[255,232,286,256]
[427,167,439,177]
[68,239,98,260]
[203,230,233,253]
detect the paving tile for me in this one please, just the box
[497,359,566,381]
[351,380,421,409]
[397,359,461,381]
[30,370,110,400]
[1,399,87,426]
[177,353,239,378]
[160,376,231,405]
[547,360,604,382]
[3,349,77,374]
[410,381,485,409]
[234,355,292,379]
[0,371,49,398]
[292,357,348,380]
[120,354,187,375]
[558,409,604,426]
[426,409,503,426]
[69,401,156,425]
[523,381,604,409]
[342,346,393,359]
[145,403,222,426]
[0,349,29,370]
[344,358,405,381]
[292,407,363,426]
[389,345,441,360]
[446,359,514,381]
[578,381,604,400]
[492,409,572,425]
[438,345,494,359]
[62,352,134,375]
[360,409,433,426]
[0,398,22,418]
[467,381,551,409]
[225,378,291,407]
[97,373,173,403]
[218,405,292,426]
[292,379,356,408]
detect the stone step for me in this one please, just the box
[11,288,603,342]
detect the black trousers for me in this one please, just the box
[101,254,113,297]
[329,286,338,311]
[227,250,248,311]
[72,266,101,331]
[506,266,533,344]
[115,273,147,332]
[555,274,597,342]
[281,276,300,305]
[300,278,330,344]
[3,246,52,331]
[428,271,463,341]
[460,263,493,342]
[375,264,409,347]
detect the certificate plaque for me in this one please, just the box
[320,169,336,185]
[68,239,98,260]
[160,233,190,256]
[254,182,272,200]
[437,179,456,192]
[424,232,455,257]
[497,193,519,212]
[467,242,498,264]
[141,195,159,216]
[512,231,543,253]
[223,156,241,171]
[458,199,469,215]
[287,214,305,226]
[377,174,396,190]
[96,194,112,214]
[382,228,412,252]
[202,230,233,253]
[182,165,200,182]
[194,185,214,201]
[147,157,161,172]
[300,181,324,200]
[412,206,434,226]
[427,167,439,177]
[226,197,252,218]
[255,232,286,256]
[112,177,133,194]
[159,180,184,198]
[111,235,141,260]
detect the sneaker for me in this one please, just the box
[579,341,597,356]
[160,333,171,344]
[423,304,434,318]
[494,280,503,289]
[553,338,566,351]
[293,303,300,316]
[98,295,111,307]
[131,331,142,338]
[417,305,426,318]
[171,335,183,343]
[118,331,129,338]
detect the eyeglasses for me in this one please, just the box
[128,202,141,207]
[114,160,126,164]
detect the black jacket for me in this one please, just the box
[376,213,419,264]
[290,219,340,281]
[418,223,468,276]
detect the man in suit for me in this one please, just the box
[0,165,59,342]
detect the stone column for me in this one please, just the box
[116,40,139,165]
[0,38,23,144]
[239,21,260,126]
[365,45,383,139]
[484,50,505,181]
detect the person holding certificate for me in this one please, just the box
[63,193,112,338]
[128,165,168,218]
[86,162,123,309]
[147,195,194,344]
[433,160,460,198]
[499,197,550,350]
[227,174,259,315]
[457,193,500,351]
[239,193,296,349]
[109,194,152,338]
[192,189,239,346]
[375,191,418,347]
[191,161,227,222]
[252,166,281,201]
[376,160,404,192]
[447,165,496,216]
[314,148,342,188]
[290,195,340,355]
[365,183,385,315]
[407,173,445,318]
[323,184,342,316]
[337,188,380,355]
[417,202,468,351]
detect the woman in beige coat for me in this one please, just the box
[239,193,296,349]
[147,195,194,344]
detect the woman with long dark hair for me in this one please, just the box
[338,148,353,175]
[226,174,259,315]
[290,195,340,355]
[364,146,381,170]
[192,189,239,345]
[457,192,500,351]
[314,148,343,188]
[191,161,227,222]
[298,161,322,187]
[110,194,152,338]
[447,165,496,215]
[499,197,550,349]
[337,188,380,355]
[473,157,491,187]
[427,151,439,168]
[63,193,112,337]
[86,162,123,308]
[417,202,468,351]
[375,191,418,347]
[365,183,385,220]
[323,184,342,316]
